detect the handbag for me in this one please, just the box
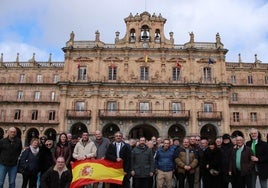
[17,149,30,174]
[209,169,220,176]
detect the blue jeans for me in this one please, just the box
[0,163,18,188]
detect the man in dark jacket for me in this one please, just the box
[229,136,253,188]
[131,137,154,188]
[220,134,234,188]
[246,128,268,188]
[41,156,72,188]
[0,127,22,188]
[106,131,131,188]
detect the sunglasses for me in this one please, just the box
[46,144,52,146]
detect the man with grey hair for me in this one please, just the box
[229,136,253,188]
[93,130,110,188]
[0,127,22,188]
[246,128,268,188]
[106,131,131,188]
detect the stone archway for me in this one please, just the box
[25,128,39,146]
[168,124,186,142]
[231,130,244,138]
[200,124,217,141]
[70,122,88,138]
[128,124,159,140]
[0,127,4,139]
[15,127,22,139]
[102,123,120,140]
[44,128,57,142]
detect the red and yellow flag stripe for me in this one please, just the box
[70,159,124,188]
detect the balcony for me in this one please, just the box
[98,110,190,120]
[0,116,59,124]
[0,95,59,103]
[227,78,267,86]
[229,98,268,105]
[230,119,268,127]
[197,111,222,121]
[66,110,91,120]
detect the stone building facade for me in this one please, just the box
[0,12,267,145]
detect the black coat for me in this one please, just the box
[203,147,222,173]
[39,145,54,174]
[246,139,268,179]
[229,145,254,176]
[41,166,72,188]
[0,137,22,166]
[105,141,131,173]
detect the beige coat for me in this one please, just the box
[72,139,97,160]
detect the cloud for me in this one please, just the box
[1,0,268,62]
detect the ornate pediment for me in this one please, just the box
[103,57,123,62]
[73,56,93,62]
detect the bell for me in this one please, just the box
[142,31,148,39]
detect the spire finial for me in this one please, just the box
[16,53,19,62]
[238,53,241,63]
[48,53,52,62]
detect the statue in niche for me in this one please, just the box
[189,32,194,44]
[109,89,115,97]
[174,89,179,97]
[141,88,148,97]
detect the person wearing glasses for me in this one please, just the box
[41,156,72,188]
[105,131,131,188]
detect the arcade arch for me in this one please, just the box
[200,124,217,140]
[70,122,88,138]
[128,124,158,140]
[231,130,244,138]
[102,123,120,140]
[168,124,186,142]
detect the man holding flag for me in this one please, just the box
[106,131,131,188]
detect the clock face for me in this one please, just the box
[142,42,148,48]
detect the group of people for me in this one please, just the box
[0,127,268,188]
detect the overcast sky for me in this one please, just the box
[1,0,268,63]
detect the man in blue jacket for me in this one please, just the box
[154,138,175,188]
[0,127,22,188]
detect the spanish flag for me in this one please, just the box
[144,51,148,62]
[70,159,124,188]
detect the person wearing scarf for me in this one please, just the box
[20,138,40,188]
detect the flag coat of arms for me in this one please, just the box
[70,159,124,188]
